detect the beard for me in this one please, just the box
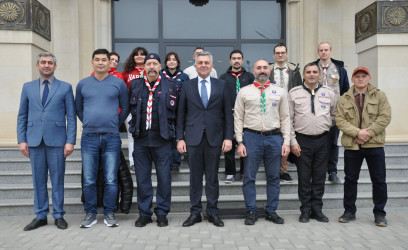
[256,74,268,82]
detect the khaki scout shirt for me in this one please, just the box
[318,60,340,99]
[234,83,290,145]
[288,85,337,146]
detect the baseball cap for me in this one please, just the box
[352,66,370,77]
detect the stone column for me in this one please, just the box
[0,0,51,146]
[355,1,408,142]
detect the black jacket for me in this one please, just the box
[219,67,255,107]
[312,58,350,96]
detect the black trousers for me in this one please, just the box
[224,140,244,175]
[344,147,387,216]
[328,125,340,173]
[294,133,330,213]
[187,133,221,216]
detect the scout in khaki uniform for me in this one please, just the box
[234,59,290,226]
[313,42,350,184]
[288,62,337,223]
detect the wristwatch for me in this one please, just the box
[237,141,243,145]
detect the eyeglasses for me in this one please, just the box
[274,52,287,55]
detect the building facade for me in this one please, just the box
[0,0,407,146]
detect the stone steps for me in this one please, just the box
[1,177,408,200]
[0,143,407,216]
[1,191,407,216]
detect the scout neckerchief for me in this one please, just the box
[136,66,145,78]
[278,66,286,88]
[253,81,271,114]
[321,64,329,86]
[302,83,322,114]
[230,72,243,94]
[162,70,181,80]
[144,75,161,129]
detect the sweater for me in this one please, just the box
[75,75,129,133]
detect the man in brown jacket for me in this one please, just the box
[336,66,391,227]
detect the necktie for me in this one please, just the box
[201,79,208,108]
[42,80,49,107]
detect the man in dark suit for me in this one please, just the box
[17,52,77,231]
[177,51,233,227]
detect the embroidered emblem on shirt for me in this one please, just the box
[320,104,329,111]
[321,93,325,96]
[170,100,175,106]
[272,102,278,107]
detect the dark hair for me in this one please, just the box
[273,43,287,54]
[229,49,243,59]
[165,52,181,68]
[194,47,204,53]
[110,52,120,62]
[303,62,321,73]
[92,49,110,60]
[123,47,148,72]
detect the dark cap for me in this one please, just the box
[144,53,161,64]
[352,66,370,77]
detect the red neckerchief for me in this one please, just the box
[162,70,181,80]
[144,76,161,129]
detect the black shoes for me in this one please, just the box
[338,211,356,223]
[208,214,224,227]
[24,218,47,231]
[310,211,329,222]
[374,214,387,227]
[55,218,68,229]
[265,212,284,224]
[280,172,294,182]
[299,212,310,223]
[182,214,202,227]
[328,172,341,184]
[156,215,168,227]
[245,211,258,225]
[135,216,153,227]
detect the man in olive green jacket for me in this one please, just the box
[335,66,391,227]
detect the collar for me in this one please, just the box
[40,77,55,85]
[353,89,368,96]
[198,75,211,84]
[274,63,288,70]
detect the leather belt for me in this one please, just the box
[296,131,329,139]
[244,128,281,136]
[91,132,107,135]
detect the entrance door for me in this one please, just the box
[165,44,235,77]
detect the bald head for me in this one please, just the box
[252,60,271,83]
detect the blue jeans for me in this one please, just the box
[81,133,121,215]
[242,131,282,213]
[133,141,172,217]
[344,147,387,216]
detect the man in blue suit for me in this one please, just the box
[177,51,233,227]
[17,52,77,231]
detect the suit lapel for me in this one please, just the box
[44,78,60,107]
[192,78,205,108]
[34,79,42,107]
[207,78,217,106]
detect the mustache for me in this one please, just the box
[148,69,158,74]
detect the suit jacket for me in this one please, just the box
[176,77,233,147]
[17,78,77,147]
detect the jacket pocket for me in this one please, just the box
[366,99,379,122]
[55,121,66,127]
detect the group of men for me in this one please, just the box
[17,41,391,231]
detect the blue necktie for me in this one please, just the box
[201,79,208,108]
[42,80,49,107]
